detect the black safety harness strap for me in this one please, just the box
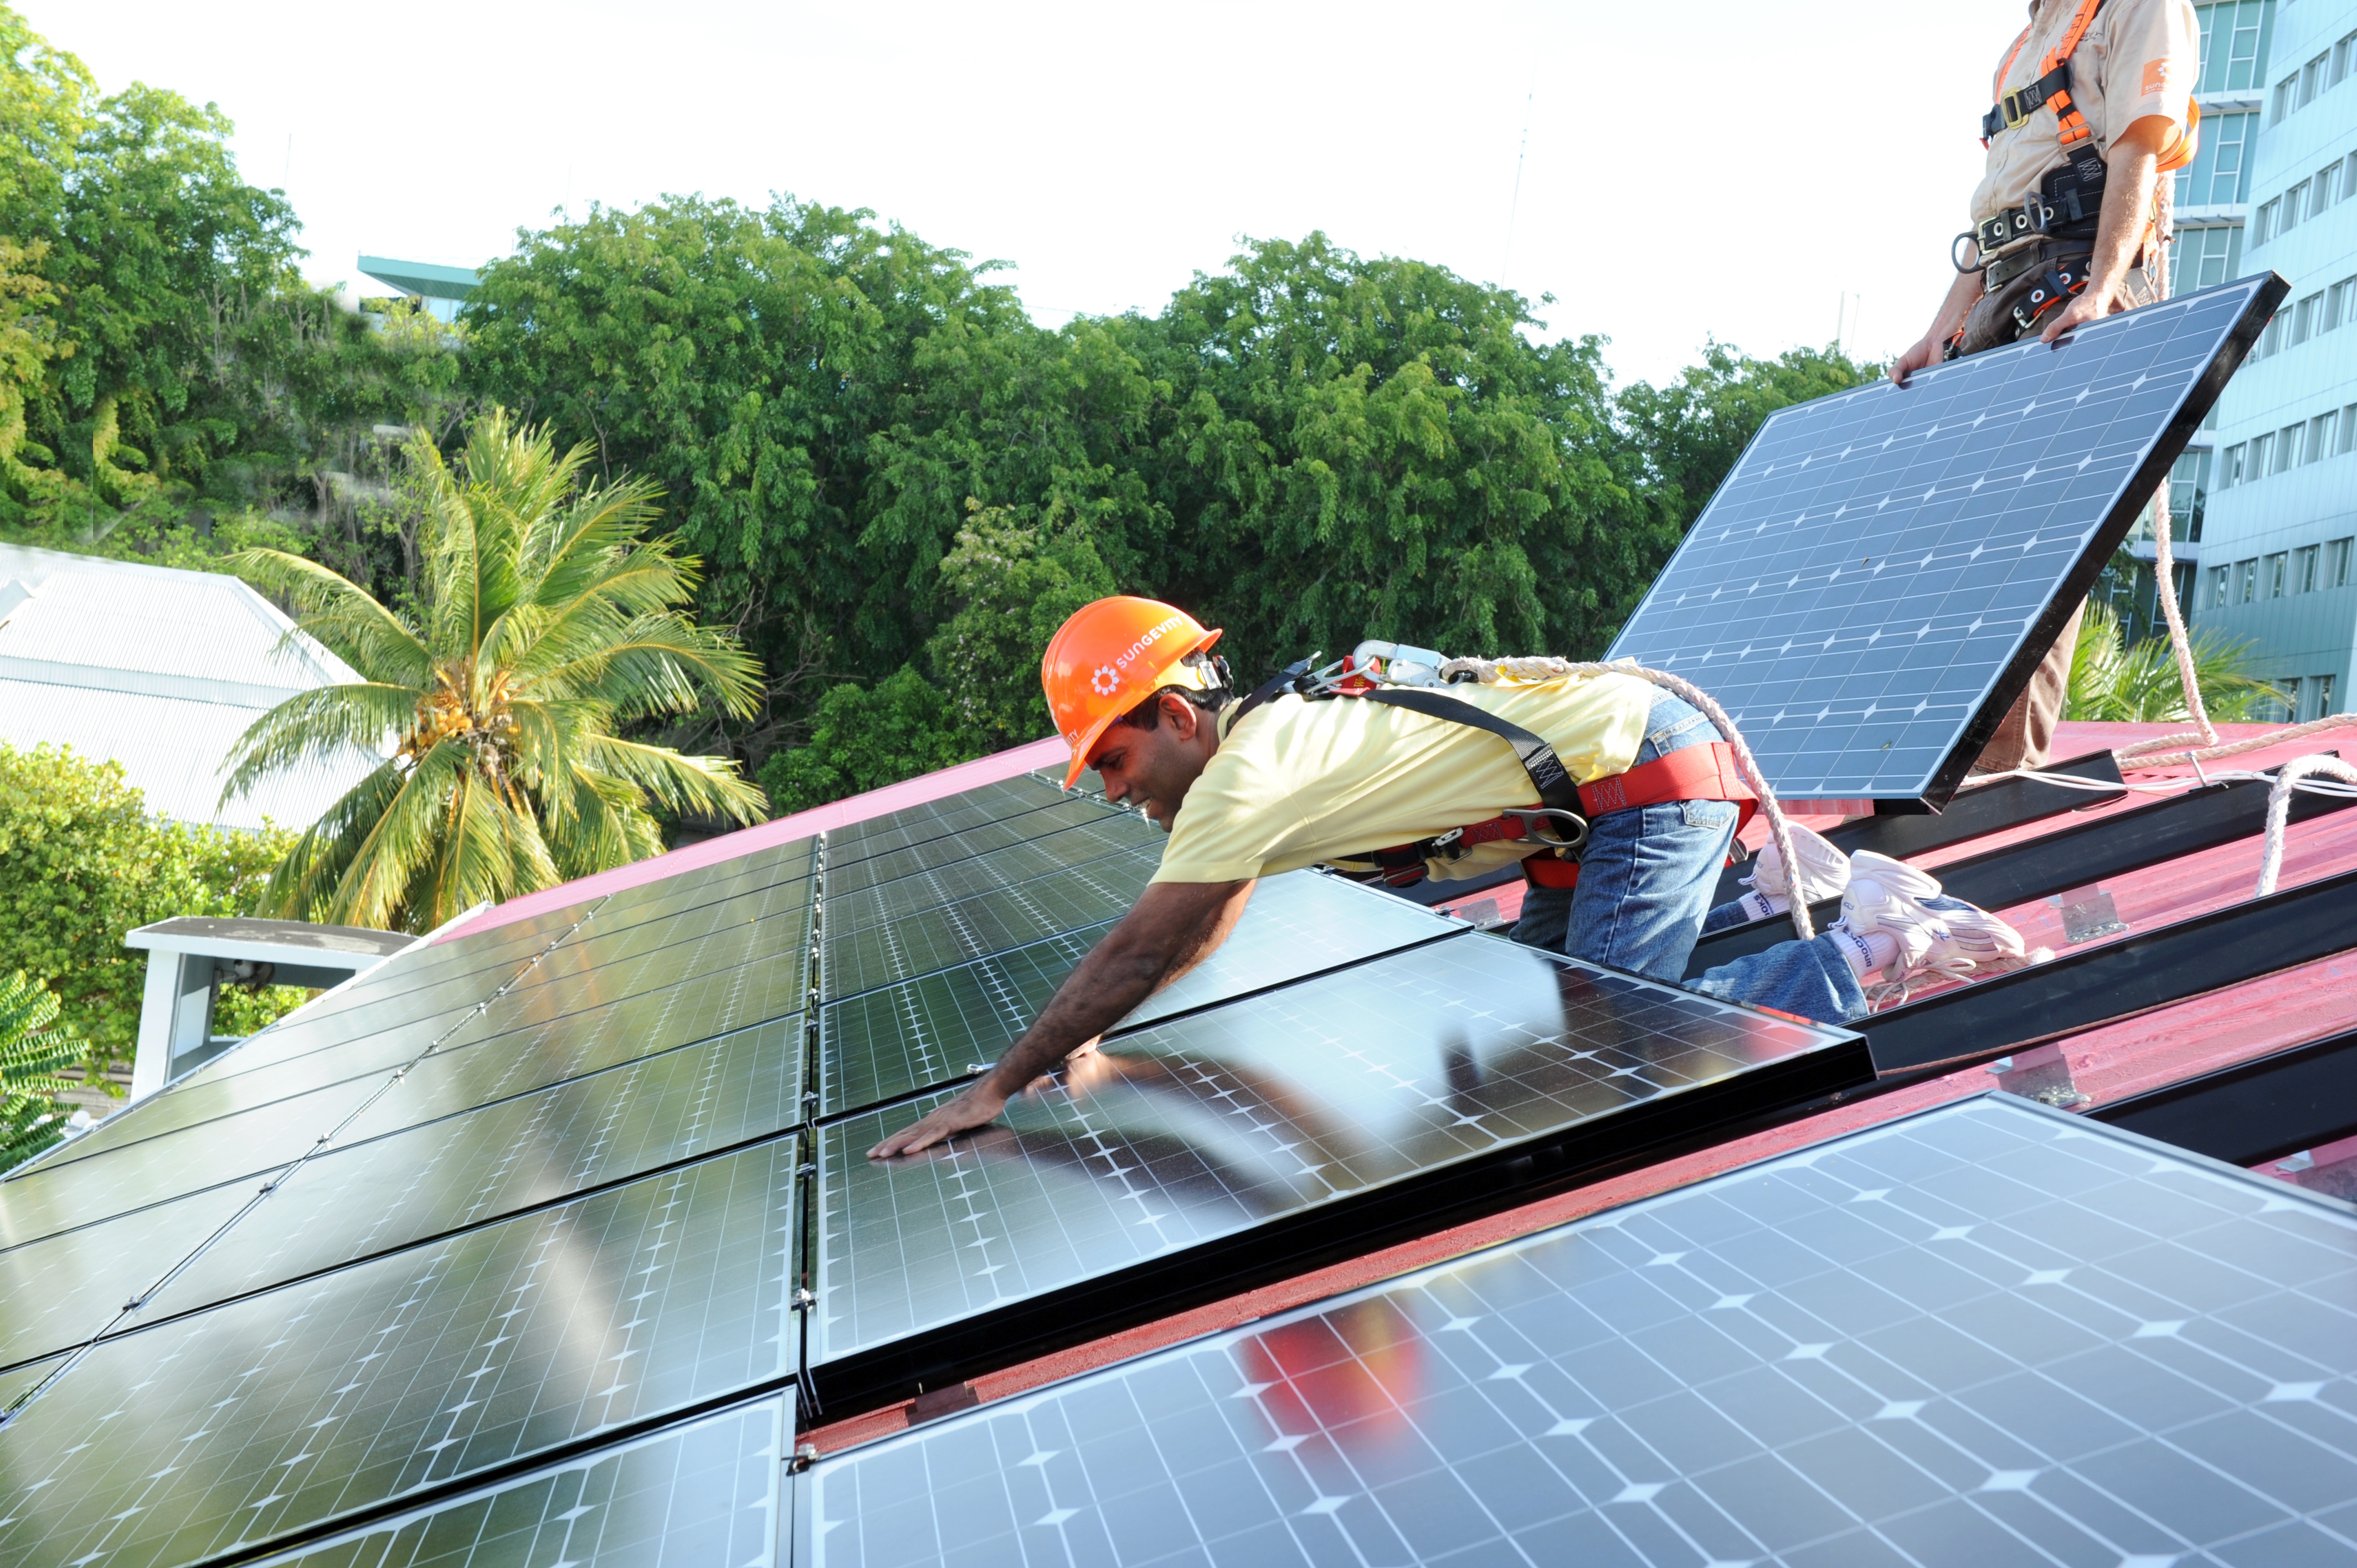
[1357,689,1583,816]
[1983,60,2072,141]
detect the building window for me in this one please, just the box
[2274,76,2296,123]
[2171,225,2242,291]
[2329,537,2355,587]
[2341,403,2357,455]
[2304,52,2329,107]
[2238,558,2260,602]
[2318,163,2343,216]
[2210,565,2231,608]
[2255,197,2281,245]
[2170,448,2210,541]
[2294,290,2324,343]
[2330,278,2354,334]
[2250,431,2273,473]
[2225,4,2266,91]
[2278,425,2304,472]
[2267,553,2291,597]
[2318,674,2340,718]
[2221,442,2247,486]
[2311,412,2338,461]
[2297,544,2322,592]
[2287,179,2312,233]
[2339,31,2357,87]
[2266,679,2299,722]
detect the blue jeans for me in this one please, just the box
[1507,694,1868,1025]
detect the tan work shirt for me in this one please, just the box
[1970,0,2198,240]
[1149,672,1655,885]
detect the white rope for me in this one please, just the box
[1437,656,1816,942]
[2108,482,2357,768]
[2256,754,2357,897]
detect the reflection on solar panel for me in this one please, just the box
[0,1177,260,1370]
[817,870,1457,1117]
[254,1397,786,1568]
[820,845,1159,999]
[823,812,1157,900]
[1608,276,2281,804]
[809,936,1864,1408]
[799,1094,2357,1566]
[0,1138,801,1566]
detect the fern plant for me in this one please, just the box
[0,972,80,1174]
[2065,599,2276,724]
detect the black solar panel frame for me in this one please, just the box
[1608,274,2284,808]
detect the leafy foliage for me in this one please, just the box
[0,968,78,1173]
[0,742,300,1082]
[757,667,978,816]
[1617,341,1879,537]
[224,412,769,931]
[2065,598,2276,723]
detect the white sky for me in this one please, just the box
[24,0,2026,389]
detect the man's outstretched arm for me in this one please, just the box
[866,876,1254,1158]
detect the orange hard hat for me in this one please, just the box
[1040,596,1225,788]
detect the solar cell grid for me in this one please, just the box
[436,915,808,1049]
[254,1397,787,1568]
[820,846,1160,1000]
[110,1015,807,1335]
[503,881,811,998]
[11,1004,470,1178]
[588,840,813,925]
[818,840,1158,946]
[0,1072,390,1246]
[822,795,1114,871]
[823,777,1071,857]
[821,812,1157,901]
[799,1095,2357,1568]
[0,1177,260,1373]
[0,1137,802,1568]
[346,981,811,1136]
[817,871,1456,1117]
[810,937,1859,1401]
[1609,276,2278,803]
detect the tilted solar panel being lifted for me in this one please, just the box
[1608,274,2284,806]
[817,869,1459,1117]
[810,934,1865,1412]
[797,1094,2357,1567]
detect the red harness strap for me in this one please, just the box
[1517,741,1756,891]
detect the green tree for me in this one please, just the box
[0,741,299,1083]
[1113,234,1665,680]
[2064,597,2276,722]
[924,499,1119,751]
[1616,341,1877,538]
[0,969,79,1173]
[756,666,978,815]
[222,412,769,932]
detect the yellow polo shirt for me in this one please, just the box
[1150,672,1655,885]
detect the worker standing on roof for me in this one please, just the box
[1892,0,2201,775]
[871,598,2034,1159]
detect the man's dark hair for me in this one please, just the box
[1113,683,1233,731]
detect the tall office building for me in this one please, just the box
[2195,0,2357,720]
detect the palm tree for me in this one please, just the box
[222,411,767,932]
[2065,597,2276,724]
[1,971,78,1175]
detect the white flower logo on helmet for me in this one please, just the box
[1090,666,1120,697]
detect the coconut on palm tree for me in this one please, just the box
[222,411,768,932]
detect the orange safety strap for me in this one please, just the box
[1510,742,1759,893]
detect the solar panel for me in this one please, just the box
[1608,275,2281,804]
[254,1396,788,1567]
[822,812,1158,901]
[824,778,1081,860]
[0,1176,260,1372]
[807,936,1863,1409]
[0,1137,802,1567]
[819,840,1159,950]
[795,1093,2357,1567]
[817,870,1458,1117]
[820,847,1159,1000]
[105,1015,806,1329]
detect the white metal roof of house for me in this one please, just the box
[0,542,384,832]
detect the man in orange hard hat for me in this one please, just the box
[1891,0,2198,776]
[871,596,2031,1158]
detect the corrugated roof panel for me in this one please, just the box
[0,559,357,694]
[0,678,377,832]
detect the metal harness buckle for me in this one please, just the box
[1500,807,1589,854]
